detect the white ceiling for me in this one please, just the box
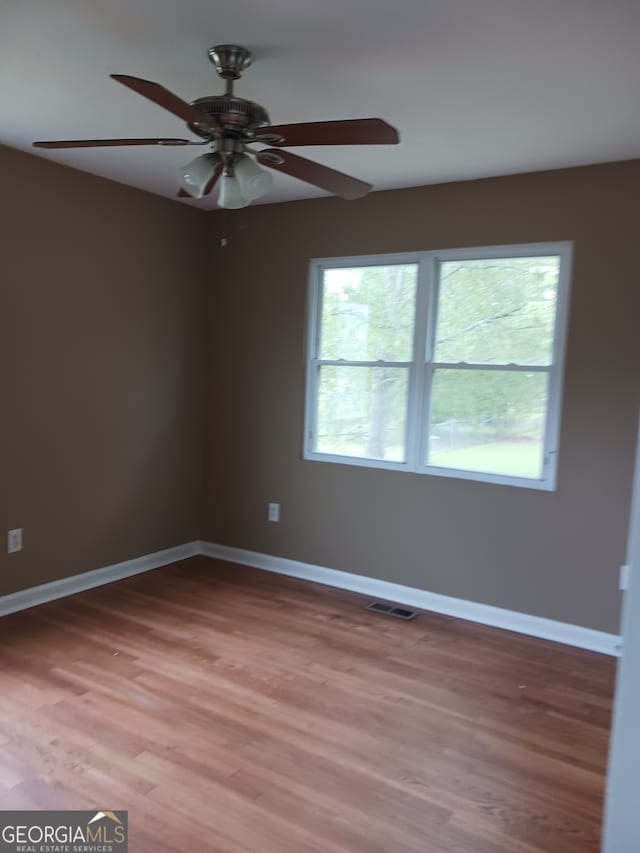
[2,0,639,209]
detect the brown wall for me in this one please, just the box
[204,160,640,634]
[1,146,637,635]
[0,146,208,596]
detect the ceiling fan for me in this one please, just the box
[33,44,400,209]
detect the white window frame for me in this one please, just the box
[303,242,573,491]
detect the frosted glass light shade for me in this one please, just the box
[233,154,273,201]
[218,174,248,209]
[178,153,219,199]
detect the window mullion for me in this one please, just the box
[405,255,432,469]
[304,264,323,451]
[417,256,441,468]
[541,248,572,481]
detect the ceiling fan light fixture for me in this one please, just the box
[178,152,220,198]
[218,173,248,209]
[233,154,273,201]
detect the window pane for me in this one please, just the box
[435,256,560,365]
[427,369,548,479]
[319,265,417,361]
[316,366,409,461]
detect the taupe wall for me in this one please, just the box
[2,146,637,634]
[204,160,640,634]
[0,146,208,596]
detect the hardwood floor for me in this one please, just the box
[0,557,615,852]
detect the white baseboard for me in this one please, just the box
[200,541,622,657]
[0,541,200,618]
[2,539,621,657]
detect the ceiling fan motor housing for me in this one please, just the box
[188,96,270,139]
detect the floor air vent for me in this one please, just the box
[367,602,418,620]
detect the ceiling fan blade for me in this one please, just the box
[110,74,220,135]
[255,119,399,147]
[257,149,371,200]
[33,138,204,149]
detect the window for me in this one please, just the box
[304,243,572,490]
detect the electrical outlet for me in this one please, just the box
[8,528,22,554]
[268,502,280,523]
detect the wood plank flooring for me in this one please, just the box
[0,557,615,852]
